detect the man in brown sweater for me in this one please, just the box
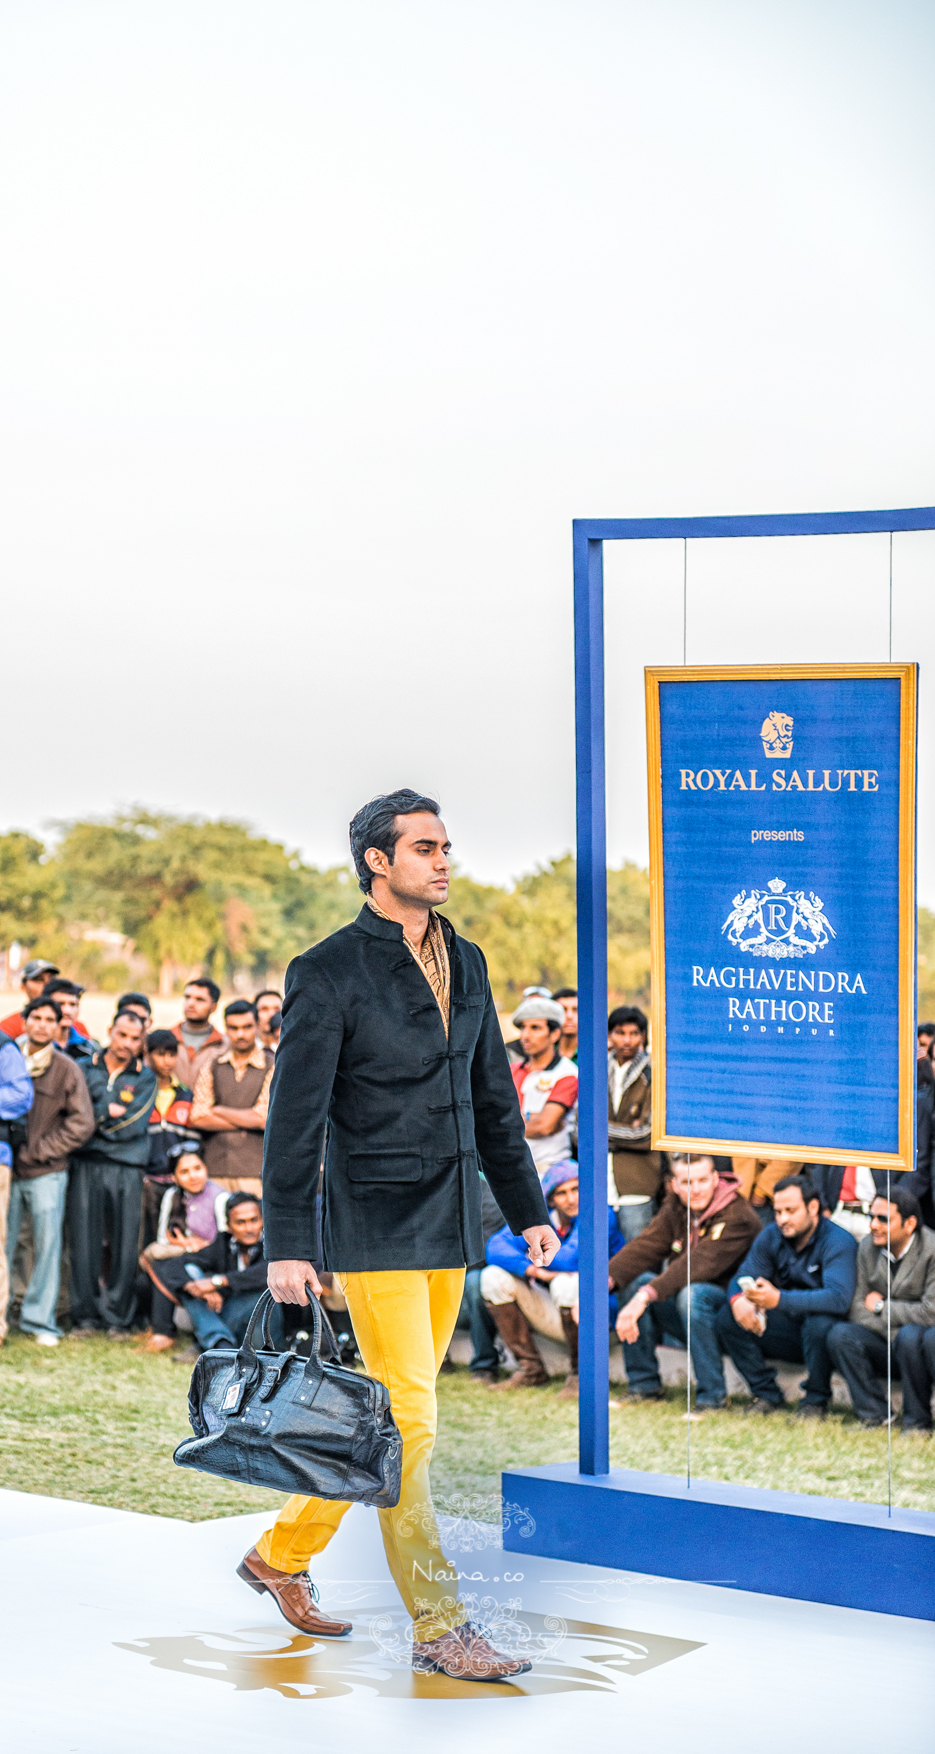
[190,1000,273,1196]
[7,997,95,1345]
[608,1155,761,1409]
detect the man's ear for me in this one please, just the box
[364,846,385,877]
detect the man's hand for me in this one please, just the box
[865,1290,886,1313]
[268,1260,324,1304]
[523,1225,560,1268]
[615,1290,649,1344]
[525,1265,557,1282]
[731,1293,765,1333]
[746,1277,780,1311]
[185,1277,223,1311]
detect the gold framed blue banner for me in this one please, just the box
[645,663,917,1169]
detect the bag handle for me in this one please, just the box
[236,1285,340,1380]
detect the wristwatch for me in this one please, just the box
[210,1274,225,1288]
[873,1296,886,1314]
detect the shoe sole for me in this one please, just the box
[235,1562,351,1636]
[413,1659,533,1680]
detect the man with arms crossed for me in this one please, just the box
[245,790,556,1682]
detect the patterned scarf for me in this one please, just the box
[367,896,451,1036]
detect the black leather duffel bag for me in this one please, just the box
[173,1289,402,1508]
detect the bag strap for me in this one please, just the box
[236,1285,341,1381]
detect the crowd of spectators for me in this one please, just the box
[2,955,934,1436]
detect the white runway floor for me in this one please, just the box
[1,1485,933,1753]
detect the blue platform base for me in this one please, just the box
[502,1464,935,1621]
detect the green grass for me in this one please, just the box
[1,1333,930,1522]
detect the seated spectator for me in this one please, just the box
[147,1191,280,1357]
[40,978,92,1046]
[254,990,283,1053]
[144,1030,199,1177]
[190,1000,274,1195]
[828,1188,935,1432]
[552,987,578,1063]
[609,1155,761,1411]
[715,1174,858,1416]
[482,1160,622,1396]
[0,1027,35,1344]
[0,959,60,1037]
[171,978,226,1088]
[509,996,578,1178]
[607,1006,663,1241]
[6,997,95,1347]
[139,1146,229,1351]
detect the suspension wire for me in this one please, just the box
[888,532,893,662]
[683,538,688,665]
[686,1153,692,1486]
[886,1168,892,1516]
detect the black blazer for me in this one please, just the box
[262,906,548,1270]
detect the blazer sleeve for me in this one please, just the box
[469,975,550,1236]
[262,956,344,1262]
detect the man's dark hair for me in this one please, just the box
[117,991,152,1014]
[42,977,84,999]
[224,999,257,1020]
[254,989,283,1005]
[918,1022,935,1037]
[112,1008,146,1032]
[146,1029,178,1054]
[349,789,442,894]
[552,987,577,1002]
[774,1173,820,1209]
[186,977,221,1005]
[226,1191,261,1218]
[23,995,62,1022]
[608,1005,648,1037]
[872,1185,923,1230]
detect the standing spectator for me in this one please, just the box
[715,1174,858,1416]
[67,1010,157,1336]
[39,978,92,1042]
[607,1006,663,1242]
[6,998,94,1346]
[0,959,60,1037]
[144,1030,199,1175]
[0,1030,34,1345]
[828,1188,935,1431]
[482,1160,623,1394]
[552,988,578,1063]
[510,995,578,1178]
[255,990,284,1053]
[917,1023,935,1058]
[116,992,152,1033]
[190,999,273,1195]
[171,978,226,1088]
[609,1156,761,1410]
[731,1154,803,1214]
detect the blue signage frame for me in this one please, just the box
[571,505,935,1478]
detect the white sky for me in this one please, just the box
[2,1,934,895]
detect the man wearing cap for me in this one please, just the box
[0,960,60,1039]
[509,995,579,1179]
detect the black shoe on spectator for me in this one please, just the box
[745,1396,784,1415]
[859,1413,895,1429]
[900,1424,931,1437]
[470,1369,499,1386]
[792,1401,826,1420]
[618,1389,665,1405]
[170,1345,201,1364]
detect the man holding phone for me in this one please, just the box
[246,790,556,1682]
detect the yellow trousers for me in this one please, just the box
[257,1267,466,1641]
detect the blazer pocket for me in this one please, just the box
[347,1152,422,1183]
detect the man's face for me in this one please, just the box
[256,995,281,1033]
[228,1202,263,1246]
[25,1004,59,1049]
[609,1022,644,1061]
[551,1178,579,1220]
[672,1160,718,1212]
[150,1046,178,1081]
[918,1032,933,1059]
[773,1188,818,1241]
[23,975,52,1001]
[559,996,578,1035]
[123,1003,151,1029]
[184,984,215,1024]
[174,1153,208,1194]
[226,1012,257,1054]
[519,1019,560,1059]
[52,991,79,1025]
[367,812,451,909]
[109,1015,145,1064]
[870,1199,915,1253]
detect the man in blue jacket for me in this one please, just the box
[482,1159,624,1397]
[715,1173,857,1416]
[0,1034,34,1345]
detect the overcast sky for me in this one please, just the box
[2,1,934,895]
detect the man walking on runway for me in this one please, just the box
[241,789,556,1681]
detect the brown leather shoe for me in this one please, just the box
[487,1303,548,1388]
[138,1333,174,1354]
[412,1620,532,1681]
[237,1546,352,1637]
